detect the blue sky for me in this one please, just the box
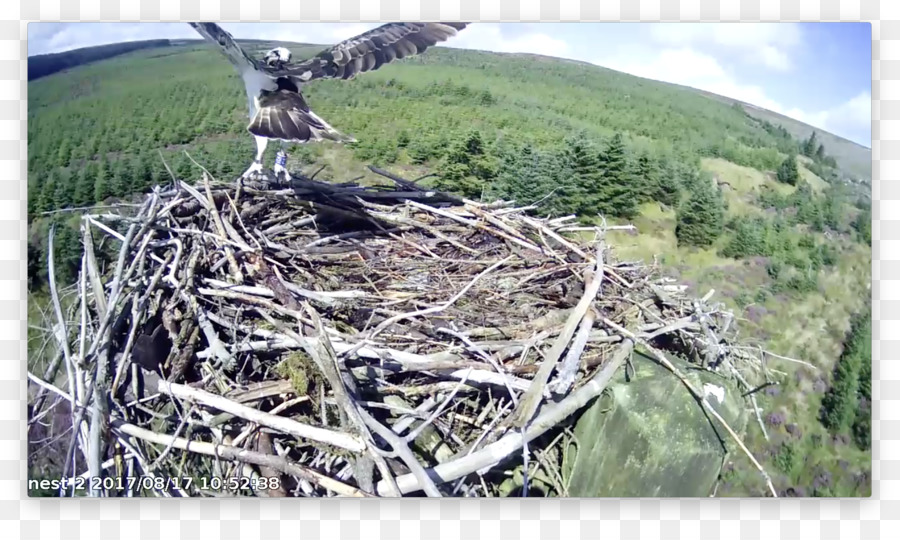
[28,22,872,147]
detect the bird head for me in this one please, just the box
[264,47,292,67]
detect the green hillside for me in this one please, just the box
[696,88,872,185]
[26,40,872,497]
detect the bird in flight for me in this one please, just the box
[189,22,468,182]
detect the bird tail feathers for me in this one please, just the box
[248,107,356,144]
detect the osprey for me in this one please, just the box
[189,22,468,181]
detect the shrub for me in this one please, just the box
[820,312,871,434]
[772,442,798,474]
[785,272,819,294]
[720,217,770,258]
[852,402,871,450]
[766,260,783,280]
[776,155,800,186]
[676,177,724,247]
[853,207,871,245]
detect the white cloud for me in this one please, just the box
[650,23,801,50]
[443,23,570,58]
[596,46,870,146]
[649,23,801,71]
[602,47,726,86]
[785,91,871,142]
[758,45,791,71]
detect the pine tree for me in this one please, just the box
[27,179,39,218]
[676,177,724,247]
[71,166,92,207]
[27,241,44,290]
[111,158,130,196]
[653,158,682,207]
[134,153,152,191]
[94,159,112,203]
[822,193,842,231]
[436,130,496,199]
[776,155,800,186]
[853,206,872,245]
[634,153,662,203]
[815,143,825,161]
[96,140,110,161]
[721,216,769,258]
[803,132,818,157]
[820,315,871,434]
[56,139,72,169]
[596,133,639,219]
[39,171,58,213]
[497,144,564,212]
[85,136,99,161]
[53,169,73,209]
[796,190,825,230]
[562,135,603,216]
[51,221,83,286]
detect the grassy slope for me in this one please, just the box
[25,43,806,176]
[27,41,871,496]
[693,87,872,184]
[609,157,870,496]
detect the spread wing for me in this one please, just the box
[264,22,468,81]
[188,22,261,71]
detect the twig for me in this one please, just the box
[404,368,472,443]
[405,200,544,253]
[509,242,605,428]
[734,347,818,371]
[82,222,108,319]
[201,172,244,282]
[377,340,633,495]
[342,256,512,358]
[357,408,442,497]
[47,225,86,494]
[436,328,520,404]
[155,380,366,453]
[111,420,372,497]
[552,307,597,396]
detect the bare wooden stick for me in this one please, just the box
[733,347,819,371]
[111,419,373,497]
[552,307,597,396]
[520,215,589,260]
[81,221,108,319]
[376,340,633,495]
[357,408,442,497]
[406,200,544,253]
[509,242,605,428]
[47,226,90,494]
[201,173,244,282]
[155,380,366,453]
[342,256,512,358]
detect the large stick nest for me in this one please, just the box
[39,164,774,497]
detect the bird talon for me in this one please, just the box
[241,161,265,180]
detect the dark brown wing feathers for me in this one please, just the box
[247,86,348,143]
[265,22,467,81]
[238,22,467,143]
